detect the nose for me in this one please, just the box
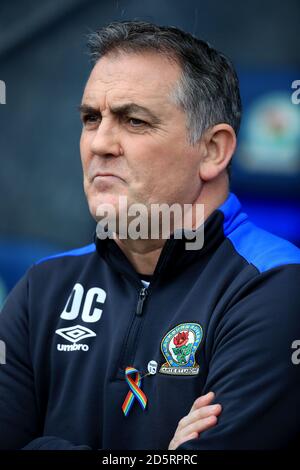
[90,120,123,158]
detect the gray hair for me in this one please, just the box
[87,20,242,146]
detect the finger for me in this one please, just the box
[190,391,215,413]
[178,404,222,430]
[170,415,218,450]
[169,432,199,450]
[180,415,218,439]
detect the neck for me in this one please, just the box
[115,238,165,276]
[115,175,229,275]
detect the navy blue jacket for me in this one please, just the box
[1,192,300,450]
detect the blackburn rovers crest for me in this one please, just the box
[159,323,203,376]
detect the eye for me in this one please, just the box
[82,114,101,125]
[127,117,147,127]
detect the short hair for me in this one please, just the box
[87,20,242,146]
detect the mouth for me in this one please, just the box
[91,173,126,187]
[92,172,124,181]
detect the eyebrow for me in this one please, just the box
[78,102,161,123]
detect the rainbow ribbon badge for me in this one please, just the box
[122,366,147,416]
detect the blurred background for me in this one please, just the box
[0,0,299,303]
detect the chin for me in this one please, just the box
[88,193,122,221]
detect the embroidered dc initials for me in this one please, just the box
[60,283,107,323]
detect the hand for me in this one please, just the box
[168,391,222,450]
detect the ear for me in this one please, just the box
[199,124,236,181]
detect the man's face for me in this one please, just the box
[80,51,204,221]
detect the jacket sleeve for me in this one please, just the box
[22,436,91,450]
[179,264,300,450]
[0,272,91,450]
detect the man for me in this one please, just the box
[0,20,300,450]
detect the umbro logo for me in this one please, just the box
[55,325,96,342]
[55,325,96,352]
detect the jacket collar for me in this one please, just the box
[95,192,243,284]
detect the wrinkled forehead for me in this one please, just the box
[82,51,181,109]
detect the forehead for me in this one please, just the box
[82,51,181,109]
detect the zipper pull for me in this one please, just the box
[136,287,148,316]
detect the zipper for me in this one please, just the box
[119,286,149,372]
[118,239,176,376]
[136,287,148,315]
